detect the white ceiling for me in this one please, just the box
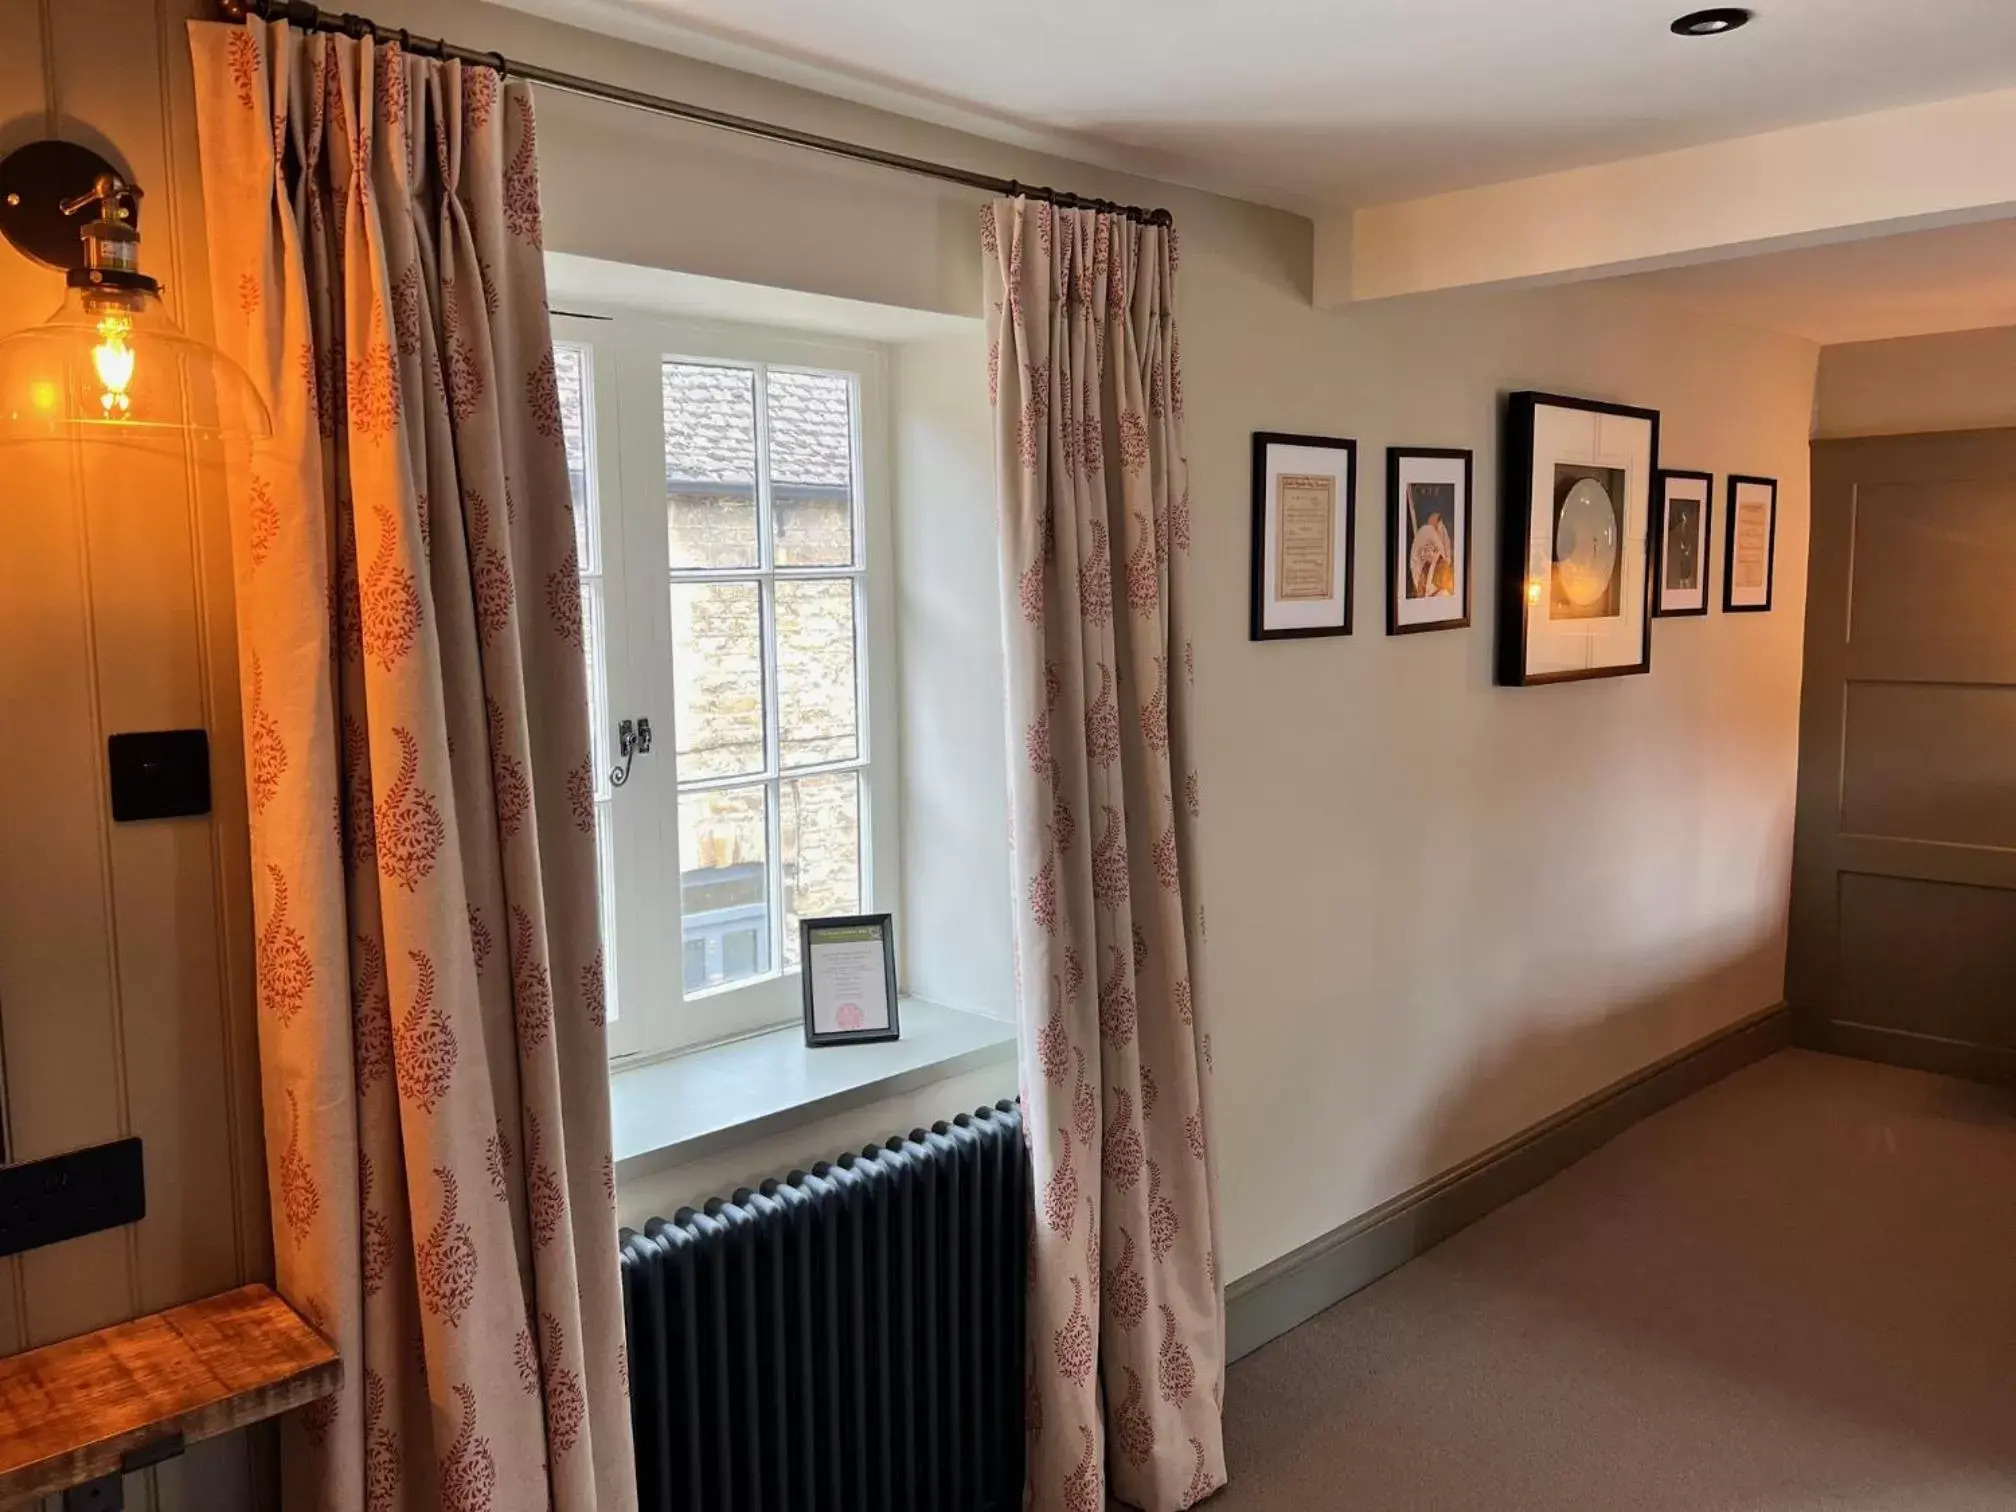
[1610,218,2016,346]
[506,0,2016,209]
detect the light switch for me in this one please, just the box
[107,729,210,822]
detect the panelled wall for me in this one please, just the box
[0,1,268,1506]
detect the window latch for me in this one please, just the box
[611,716,652,788]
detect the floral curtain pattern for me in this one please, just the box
[190,20,634,1511]
[985,199,1225,1511]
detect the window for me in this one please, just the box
[553,313,896,1062]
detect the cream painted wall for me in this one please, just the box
[1815,324,2016,437]
[1184,286,1814,1276]
[1,16,1814,1499]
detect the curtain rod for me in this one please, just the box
[217,0,1175,227]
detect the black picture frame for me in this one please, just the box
[1722,474,1779,614]
[1250,431,1356,641]
[1651,468,1714,619]
[1385,446,1473,636]
[800,913,901,1047]
[1496,390,1660,686]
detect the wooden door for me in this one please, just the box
[1793,429,2016,1082]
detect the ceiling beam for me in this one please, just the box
[1317,85,2016,306]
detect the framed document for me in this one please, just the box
[1496,391,1659,686]
[1385,447,1472,635]
[1250,431,1355,640]
[800,913,900,1046]
[1652,469,1713,618]
[1722,474,1778,613]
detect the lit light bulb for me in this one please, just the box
[0,162,269,441]
[1525,578,1543,605]
[92,313,136,417]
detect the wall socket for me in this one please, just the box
[0,1137,145,1258]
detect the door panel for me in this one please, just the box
[1841,683,2016,848]
[1844,481,2016,682]
[1836,874,2016,1047]
[1793,430,2016,1081]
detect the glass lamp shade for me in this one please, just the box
[0,281,271,442]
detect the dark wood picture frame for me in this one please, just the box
[1722,473,1779,614]
[1496,390,1659,687]
[1385,446,1473,636]
[1250,431,1357,641]
[799,913,901,1047]
[1651,468,1714,619]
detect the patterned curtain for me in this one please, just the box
[190,20,634,1511]
[985,199,1225,1511]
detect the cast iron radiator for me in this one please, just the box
[619,1100,1027,1512]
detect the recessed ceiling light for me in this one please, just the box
[1671,7,1754,35]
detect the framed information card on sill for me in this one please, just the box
[801,914,901,1046]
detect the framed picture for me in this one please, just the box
[1653,469,1714,618]
[1723,474,1778,613]
[1496,391,1659,686]
[800,914,900,1047]
[1250,431,1356,640]
[1386,447,1472,635]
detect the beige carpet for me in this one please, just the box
[1217,1050,2016,1510]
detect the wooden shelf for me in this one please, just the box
[0,1284,338,1506]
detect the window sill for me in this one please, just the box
[609,999,1018,1185]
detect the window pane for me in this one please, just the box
[776,578,858,769]
[669,580,765,780]
[679,785,772,990]
[554,343,595,571]
[767,370,855,567]
[782,771,861,970]
[664,361,758,569]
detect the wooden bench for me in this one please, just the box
[0,1284,338,1508]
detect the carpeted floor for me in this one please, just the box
[1217,1050,2016,1510]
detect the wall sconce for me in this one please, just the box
[0,140,269,442]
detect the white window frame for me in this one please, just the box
[553,309,901,1065]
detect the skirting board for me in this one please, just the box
[1224,1003,1792,1363]
[1798,1017,2016,1087]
